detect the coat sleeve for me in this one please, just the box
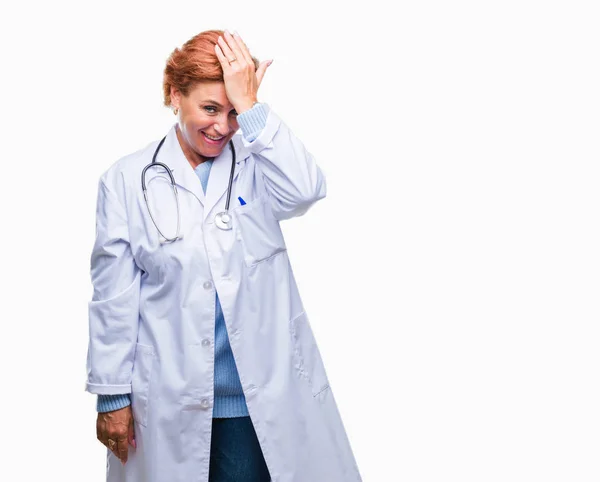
[240,103,327,221]
[85,176,141,395]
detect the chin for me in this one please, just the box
[198,145,227,160]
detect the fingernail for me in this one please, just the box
[269,59,274,66]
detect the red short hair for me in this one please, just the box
[162,29,260,107]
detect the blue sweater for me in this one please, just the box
[97,103,269,417]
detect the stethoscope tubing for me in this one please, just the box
[141,134,236,242]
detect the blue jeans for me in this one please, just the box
[209,416,271,482]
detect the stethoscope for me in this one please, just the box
[141,134,237,243]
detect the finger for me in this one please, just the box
[214,44,229,70]
[223,31,246,65]
[256,60,272,87]
[128,416,136,449]
[231,31,253,65]
[217,35,236,63]
[97,416,108,446]
[118,433,129,464]
[98,430,108,447]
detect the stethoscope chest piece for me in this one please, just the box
[215,211,233,230]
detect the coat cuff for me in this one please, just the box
[86,382,132,395]
[97,394,131,412]
[237,102,268,142]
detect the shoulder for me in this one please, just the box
[101,140,156,186]
[97,136,160,206]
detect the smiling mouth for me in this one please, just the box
[203,132,224,141]
[202,132,228,146]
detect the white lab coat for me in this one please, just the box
[85,104,362,482]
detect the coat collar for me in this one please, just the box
[155,123,249,221]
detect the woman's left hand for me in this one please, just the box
[215,30,272,115]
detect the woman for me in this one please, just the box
[85,29,362,482]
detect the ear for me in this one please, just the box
[170,86,181,109]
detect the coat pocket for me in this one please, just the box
[130,342,155,427]
[289,311,330,397]
[232,195,287,267]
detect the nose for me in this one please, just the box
[214,114,233,136]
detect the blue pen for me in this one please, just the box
[238,196,246,206]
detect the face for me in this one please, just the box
[171,81,239,164]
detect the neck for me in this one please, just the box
[175,124,212,169]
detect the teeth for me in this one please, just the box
[204,132,223,141]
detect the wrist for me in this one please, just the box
[97,393,131,413]
[236,99,259,115]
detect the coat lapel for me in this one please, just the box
[202,134,249,223]
[156,124,206,205]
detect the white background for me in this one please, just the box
[0,1,598,480]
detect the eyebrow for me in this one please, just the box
[204,100,236,110]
